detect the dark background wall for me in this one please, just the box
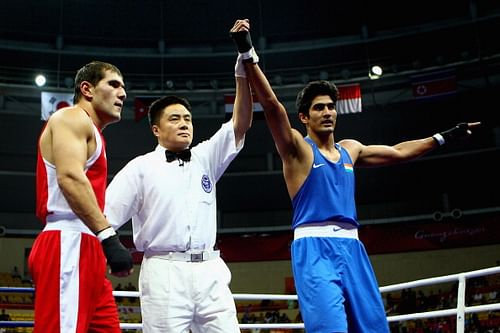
[1,86,499,235]
[0,0,499,253]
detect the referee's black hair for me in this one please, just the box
[148,95,192,127]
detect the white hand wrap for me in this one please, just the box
[240,47,259,64]
[432,133,445,146]
[235,54,246,78]
[96,226,117,242]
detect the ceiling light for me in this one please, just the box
[274,75,283,86]
[341,69,351,80]
[64,77,74,88]
[300,73,309,84]
[35,74,47,87]
[369,65,383,80]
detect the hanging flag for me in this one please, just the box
[337,83,362,114]
[224,94,263,120]
[40,92,74,120]
[134,96,160,122]
[225,84,362,118]
[411,69,457,100]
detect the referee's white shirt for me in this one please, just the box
[105,121,243,253]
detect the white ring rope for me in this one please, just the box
[1,265,500,331]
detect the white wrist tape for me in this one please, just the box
[432,133,445,146]
[235,54,246,78]
[240,47,259,64]
[96,227,116,242]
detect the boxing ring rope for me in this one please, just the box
[1,266,500,332]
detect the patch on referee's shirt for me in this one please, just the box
[201,174,212,193]
[344,163,353,172]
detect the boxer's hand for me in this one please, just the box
[230,19,252,53]
[433,122,481,145]
[230,30,253,53]
[230,19,259,64]
[98,228,133,276]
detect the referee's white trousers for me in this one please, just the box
[139,255,240,333]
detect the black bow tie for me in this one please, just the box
[165,149,191,163]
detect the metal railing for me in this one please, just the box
[1,265,500,331]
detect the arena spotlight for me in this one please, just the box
[274,75,283,86]
[35,74,47,87]
[319,71,329,80]
[165,80,174,89]
[64,76,74,88]
[209,79,218,90]
[300,73,310,84]
[147,81,156,91]
[369,65,383,80]
[341,69,351,80]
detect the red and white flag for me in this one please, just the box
[41,92,74,120]
[225,83,362,118]
[224,94,264,120]
[337,83,362,114]
[224,95,263,114]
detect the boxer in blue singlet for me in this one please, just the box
[230,18,480,333]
